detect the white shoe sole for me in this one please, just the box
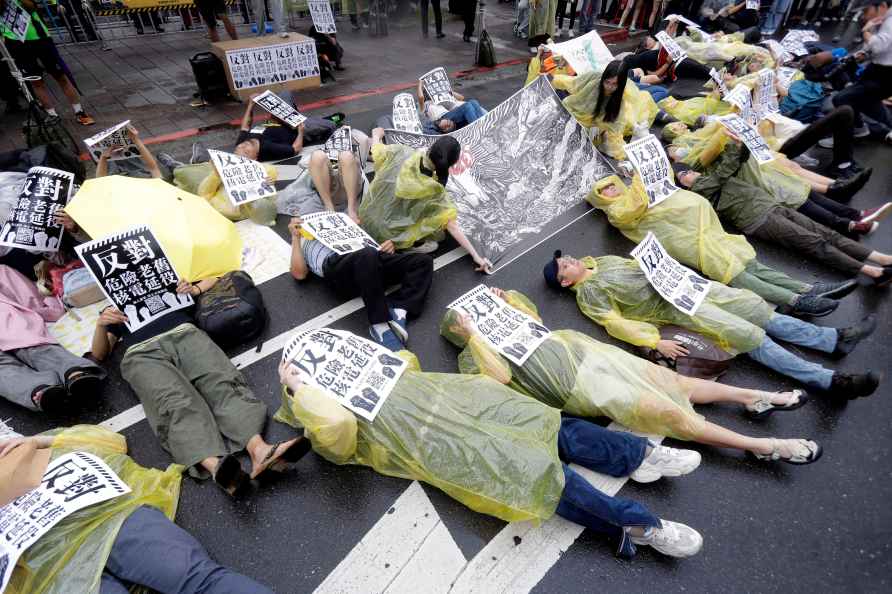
[630,452,701,483]
[862,203,892,224]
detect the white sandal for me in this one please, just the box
[752,438,823,465]
[745,389,809,420]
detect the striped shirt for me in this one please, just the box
[302,238,335,278]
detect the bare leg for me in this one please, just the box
[221,15,239,40]
[308,150,335,210]
[694,421,803,457]
[685,376,798,408]
[246,434,299,477]
[619,0,635,27]
[630,2,643,29]
[337,150,361,223]
[29,79,56,110]
[207,23,221,42]
[199,456,221,475]
[51,73,81,108]
[867,251,892,266]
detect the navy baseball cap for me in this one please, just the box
[543,250,563,289]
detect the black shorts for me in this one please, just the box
[4,37,65,78]
[195,0,227,26]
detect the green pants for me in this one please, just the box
[729,259,810,307]
[120,324,267,475]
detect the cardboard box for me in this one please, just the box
[211,33,321,101]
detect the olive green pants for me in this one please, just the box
[121,324,267,475]
[729,259,811,307]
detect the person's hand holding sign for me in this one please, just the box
[279,359,308,393]
[288,216,304,238]
[378,239,396,254]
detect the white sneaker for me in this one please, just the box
[630,445,701,483]
[818,136,835,149]
[793,152,820,167]
[629,520,703,558]
[567,29,575,38]
[853,125,871,138]
[885,131,892,145]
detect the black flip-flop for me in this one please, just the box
[745,390,810,420]
[65,370,104,407]
[213,455,251,497]
[32,384,69,415]
[251,437,312,479]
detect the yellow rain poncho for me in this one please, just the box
[172,162,278,225]
[561,70,659,160]
[676,35,773,68]
[440,291,706,441]
[275,350,564,524]
[6,425,182,594]
[588,175,755,284]
[571,255,773,355]
[657,94,732,126]
[358,144,457,250]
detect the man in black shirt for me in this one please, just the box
[234,95,306,162]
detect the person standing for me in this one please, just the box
[421,0,445,38]
[193,0,239,41]
[253,0,289,37]
[461,0,477,41]
[527,0,557,49]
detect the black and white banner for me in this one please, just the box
[0,167,73,253]
[631,232,711,316]
[226,40,320,90]
[208,149,275,206]
[448,285,551,365]
[655,31,687,65]
[392,93,423,134]
[0,0,29,42]
[323,126,357,162]
[419,66,456,106]
[308,0,336,34]
[723,83,754,124]
[753,69,779,119]
[282,328,406,422]
[709,68,730,96]
[83,120,140,162]
[0,452,130,593]
[624,134,679,208]
[665,13,701,29]
[776,66,799,91]
[252,90,307,128]
[301,211,379,255]
[745,0,759,9]
[717,114,775,164]
[384,76,614,271]
[76,225,193,332]
[780,29,819,57]
[546,30,614,75]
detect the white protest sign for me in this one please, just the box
[226,40,320,90]
[282,328,407,422]
[308,0,336,34]
[323,126,357,162]
[624,134,679,209]
[0,0,29,42]
[0,167,73,253]
[208,149,275,207]
[753,68,779,119]
[252,90,307,128]
[776,66,799,91]
[665,14,701,29]
[745,0,760,9]
[0,451,131,593]
[717,114,775,164]
[83,120,140,162]
[724,83,754,124]
[655,31,687,65]
[630,232,711,316]
[419,66,456,106]
[780,29,818,57]
[391,93,423,134]
[301,211,380,255]
[547,29,615,75]
[76,225,193,332]
[447,285,552,366]
[761,39,794,65]
[709,68,730,96]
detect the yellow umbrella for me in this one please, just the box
[66,176,243,282]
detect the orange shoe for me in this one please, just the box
[75,111,95,125]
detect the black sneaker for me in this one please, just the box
[190,142,210,164]
[31,384,69,414]
[825,168,871,201]
[829,371,880,399]
[806,279,859,300]
[874,266,892,287]
[65,370,105,406]
[832,314,878,358]
[789,294,839,317]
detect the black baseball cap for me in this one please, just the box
[543,250,563,290]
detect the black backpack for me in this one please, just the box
[195,271,267,348]
[189,52,231,103]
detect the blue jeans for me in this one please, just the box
[100,506,275,594]
[635,81,669,102]
[554,418,660,558]
[446,99,488,128]
[747,313,837,390]
[761,0,792,34]
[577,0,600,34]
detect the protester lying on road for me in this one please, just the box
[278,351,704,559]
[0,424,276,594]
[90,278,310,496]
[543,251,881,398]
[94,125,163,180]
[442,288,823,464]
[288,215,433,350]
[417,80,488,134]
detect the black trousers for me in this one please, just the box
[796,191,861,236]
[832,64,892,134]
[422,0,443,34]
[462,0,476,37]
[323,247,434,325]
[779,106,854,167]
[626,50,711,81]
[557,0,578,29]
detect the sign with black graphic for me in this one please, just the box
[323,126,357,162]
[547,29,614,75]
[447,285,551,365]
[0,167,73,253]
[0,452,130,593]
[252,90,307,128]
[776,66,799,91]
[226,40,320,90]
[75,225,193,331]
[754,68,779,119]
[281,328,406,422]
[0,0,29,42]
[83,120,140,162]
[781,29,819,57]
[709,68,729,96]
[655,31,687,65]
[392,93,423,134]
[723,84,754,124]
[419,66,456,106]
[308,0,336,34]
[717,114,775,164]
[624,134,679,208]
[631,232,711,316]
[208,149,275,206]
[301,211,379,255]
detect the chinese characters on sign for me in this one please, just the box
[83,120,140,162]
[301,211,379,255]
[624,134,679,208]
[391,93,423,134]
[780,29,819,57]
[0,452,130,593]
[717,114,775,164]
[709,68,729,96]
[252,90,307,128]
[0,167,74,253]
[630,232,711,316]
[655,31,687,65]
[76,225,193,331]
[308,0,336,34]
[723,83,754,124]
[776,66,799,91]
[665,14,701,29]
[447,285,552,365]
[323,126,357,162]
[419,66,456,106]
[745,0,760,9]
[547,30,615,75]
[282,328,406,421]
[226,40,320,90]
[208,149,275,207]
[0,0,29,42]
[753,69,779,119]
